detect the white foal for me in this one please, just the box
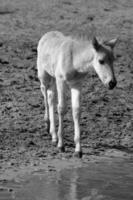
[37,31,117,158]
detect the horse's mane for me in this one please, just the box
[73,33,90,42]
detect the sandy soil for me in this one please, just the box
[0,0,133,179]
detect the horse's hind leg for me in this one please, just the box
[47,81,57,145]
[39,73,57,144]
[40,82,50,133]
[38,71,50,133]
[56,78,65,152]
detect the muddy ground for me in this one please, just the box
[0,0,133,179]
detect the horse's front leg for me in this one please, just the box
[56,79,65,152]
[71,86,82,158]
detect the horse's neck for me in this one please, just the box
[73,42,94,73]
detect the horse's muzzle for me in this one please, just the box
[108,79,117,90]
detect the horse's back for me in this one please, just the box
[37,31,65,51]
[37,31,69,77]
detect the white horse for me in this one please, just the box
[37,31,117,158]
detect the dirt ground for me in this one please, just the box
[0,0,133,179]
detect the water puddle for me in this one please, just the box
[0,158,133,200]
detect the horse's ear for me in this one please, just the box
[104,38,118,49]
[92,37,100,51]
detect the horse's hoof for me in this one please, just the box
[52,140,58,147]
[73,151,83,158]
[58,146,65,153]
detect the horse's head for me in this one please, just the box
[92,37,117,90]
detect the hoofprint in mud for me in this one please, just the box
[37,31,117,158]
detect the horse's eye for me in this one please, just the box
[99,59,105,65]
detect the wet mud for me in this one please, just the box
[0,0,133,188]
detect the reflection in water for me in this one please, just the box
[58,170,104,200]
[70,171,78,200]
[0,159,133,200]
[57,166,106,200]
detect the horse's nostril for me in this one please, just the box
[109,80,117,90]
